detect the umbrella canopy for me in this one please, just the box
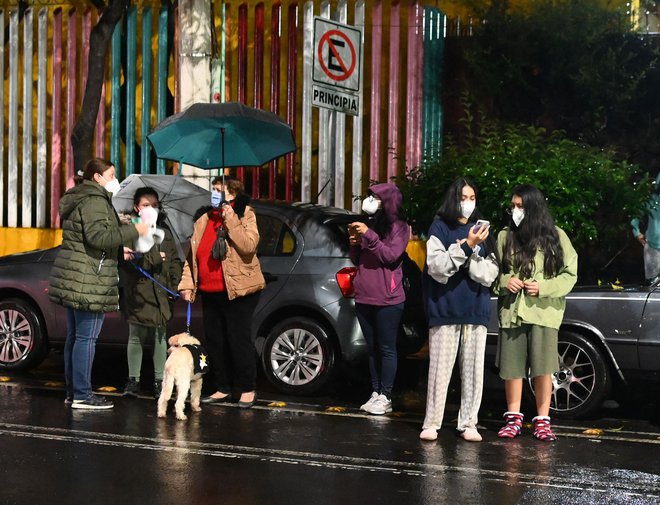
[146,102,297,170]
[112,174,210,261]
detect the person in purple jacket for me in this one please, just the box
[349,183,410,415]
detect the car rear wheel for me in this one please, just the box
[261,317,335,395]
[528,331,611,419]
[0,298,48,371]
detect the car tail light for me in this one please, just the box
[336,267,358,298]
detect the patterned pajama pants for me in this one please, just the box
[422,324,487,432]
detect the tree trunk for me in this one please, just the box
[71,0,128,174]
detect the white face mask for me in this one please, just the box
[460,201,476,220]
[102,176,121,195]
[362,195,380,215]
[139,206,159,224]
[512,207,525,227]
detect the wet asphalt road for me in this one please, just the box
[1,350,659,505]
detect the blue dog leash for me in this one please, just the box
[129,262,180,300]
[129,261,192,334]
[186,302,192,334]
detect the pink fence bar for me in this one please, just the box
[66,9,77,188]
[405,2,423,171]
[252,3,264,198]
[285,3,298,202]
[237,4,248,182]
[369,1,382,182]
[95,10,106,158]
[51,8,63,227]
[82,10,90,87]
[387,2,400,180]
[269,3,281,199]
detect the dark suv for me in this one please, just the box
[0,201,426,395]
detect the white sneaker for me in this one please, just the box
[364,394,392,415]
[360,392,379,412]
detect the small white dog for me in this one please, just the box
[157,333,208,420]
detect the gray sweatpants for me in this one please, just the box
[422,324,487,432]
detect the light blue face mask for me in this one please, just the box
[211,190,224,208]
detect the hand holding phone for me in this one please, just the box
[473,219,490,233]
[467,219,490,248]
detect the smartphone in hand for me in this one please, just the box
[473,219,490,232]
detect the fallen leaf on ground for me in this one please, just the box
[583,428,604,436]
[325,406,347,413]
[96,386,117,392]
[0,377,12,382]
[268,401,287,408]
[44,381,64,387]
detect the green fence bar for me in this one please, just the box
[126,6,137,176]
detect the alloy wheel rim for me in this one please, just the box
[0,308,33,364]
[269,328,324,386]
[550,341,596,412]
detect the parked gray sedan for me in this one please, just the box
[0,201,425,395]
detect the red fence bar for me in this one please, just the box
[66,9,77,188]
[269,3,281,199]
[252,3,264,198]
[237,3,248,182]
[51,8,63,227]
[387,2,401,180]
[369,0,382,182]
[285,3,297,201]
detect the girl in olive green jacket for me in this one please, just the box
[495,184,578,441]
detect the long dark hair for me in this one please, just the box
[503,184,564,279]
[435,177,496,256]
[437,177,479,224]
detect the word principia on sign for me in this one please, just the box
[312,86,359,116]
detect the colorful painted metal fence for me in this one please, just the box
[0,0,445,229]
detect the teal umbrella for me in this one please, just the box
[147,102,296,170]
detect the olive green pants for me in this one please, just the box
[496,324,559,380]
[127,323,167,381]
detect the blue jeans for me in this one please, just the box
[355,303,404,398]
[64,308,105,400]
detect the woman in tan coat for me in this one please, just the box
[178,177,265,408]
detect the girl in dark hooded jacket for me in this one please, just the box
[349,183,410,415]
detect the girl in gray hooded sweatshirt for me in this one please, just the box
[349,183,410,415]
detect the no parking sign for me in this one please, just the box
[312,18,362,116]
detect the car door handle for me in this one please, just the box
[613,329,632,335]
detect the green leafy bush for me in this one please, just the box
[396,113,650,281]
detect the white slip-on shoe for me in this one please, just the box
[420,428,438,441]
[459,428,482,442]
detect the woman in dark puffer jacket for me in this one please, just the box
[49,158,149,410]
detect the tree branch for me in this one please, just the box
[71,0,128,173]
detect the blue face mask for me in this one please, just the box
[211,190,224,208]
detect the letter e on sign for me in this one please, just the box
[313,18,361,93]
